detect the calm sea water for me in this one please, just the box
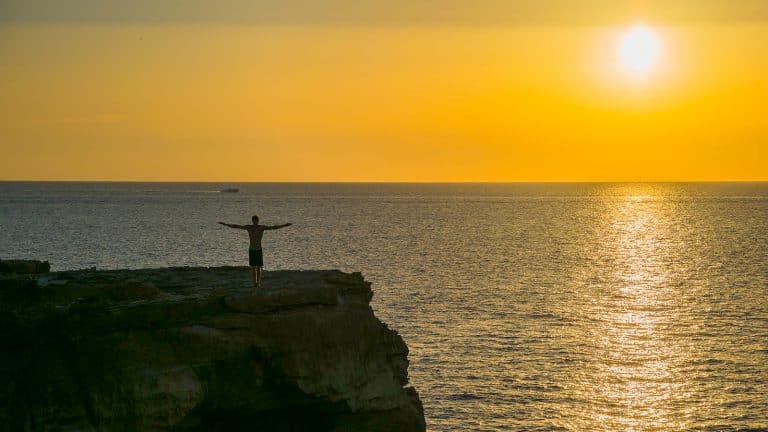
[2,182,767,431]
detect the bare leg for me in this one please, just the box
[256,267,262,289]
[251,267,258,288]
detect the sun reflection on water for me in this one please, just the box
[570,185,696,431]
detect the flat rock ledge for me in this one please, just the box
[0,262,425,431]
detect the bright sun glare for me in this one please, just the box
[617,24,663,78]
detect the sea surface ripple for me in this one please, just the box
[1,182,767,431]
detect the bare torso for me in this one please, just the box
[246,225,266,248]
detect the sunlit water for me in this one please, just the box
[1,182,767,431]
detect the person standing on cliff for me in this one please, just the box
[218,215,292,290]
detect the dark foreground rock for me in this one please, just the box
[0,259,50,274]
[0,265,425,431]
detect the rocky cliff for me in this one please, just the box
[0,262,425,431]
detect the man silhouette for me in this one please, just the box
[218,215,292,290]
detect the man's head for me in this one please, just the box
[252,215,259,224]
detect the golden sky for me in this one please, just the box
[1,1,767,181]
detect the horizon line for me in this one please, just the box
[2,179,768,184]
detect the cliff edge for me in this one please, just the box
[0,261,425,431]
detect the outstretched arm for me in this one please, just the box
[264,223,292,230]
[218,222,248,229]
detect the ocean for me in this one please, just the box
[1,182,767,431]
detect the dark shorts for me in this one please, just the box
[249,248,263,267]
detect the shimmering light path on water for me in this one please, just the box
[1,182,767,431]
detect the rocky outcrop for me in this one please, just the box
[0,264,425,431]
[0,259,50,275]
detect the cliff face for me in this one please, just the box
[0,263,425,431]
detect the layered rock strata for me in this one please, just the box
[0,263,425,431]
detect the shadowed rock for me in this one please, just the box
[0,265,425,431]
[0,259,50,274]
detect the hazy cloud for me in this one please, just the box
[2,0,768,25]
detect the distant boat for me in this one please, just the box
[220,188,239,193]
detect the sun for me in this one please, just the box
[617,24,663,78]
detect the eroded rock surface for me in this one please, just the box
[0,266,425,431]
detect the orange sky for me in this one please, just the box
[1,2,767,181]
